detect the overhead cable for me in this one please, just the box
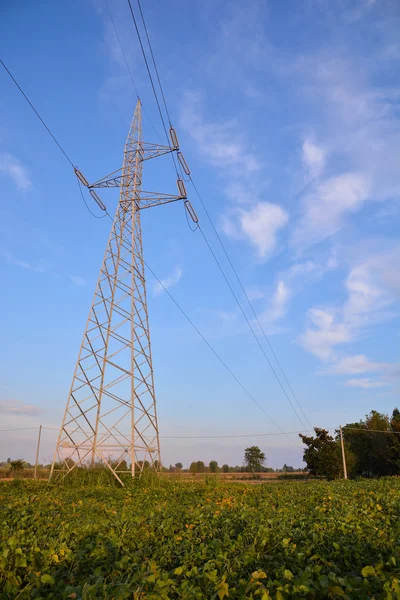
[103,0,161,143]
[125,1,312,431]
[1,59,75,169]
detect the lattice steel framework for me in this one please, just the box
[50,100,186,485]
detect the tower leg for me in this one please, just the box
[51,100,160,484]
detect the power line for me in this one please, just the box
[198,224,308,430]
[1,60,107,219]
[190,178,312,429]
[4,425,400,439]
[0,427,41,433]
[343,428,400,436]
[143,253,300,447]
[1,59,75,169]
[2,50,300,446]
[103,0,161,143]
[136,0,172,126]
[126,0,180,178]
[126,1,169,146]
[1,57,293,441]
[76,178,107,219]
[0,425,319,439]
[125,2,312,430]
[105,0,139,97]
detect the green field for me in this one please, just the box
[1,477,400,599]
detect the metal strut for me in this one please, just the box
[51,99,184,485]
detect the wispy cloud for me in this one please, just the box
[222,202,288,260]
[289,49,400,251]
[153,266,183,296]
[180,91,289,261]
[70,276,87,287]
[256,255,337,326]
[0,153,31,190]
[299,245,400,364]
[302,138,327,180]
[326,354,387,375]
[292,172,370,250]
[0,401,40,415]
[345,378,388,389]
[3,252,46,273]
[259,280,291,325]
[180,91,260,174]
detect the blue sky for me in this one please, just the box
[1,0,399,469]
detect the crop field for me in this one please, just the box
[1,477,400,599]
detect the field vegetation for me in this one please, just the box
[1,475,400,599]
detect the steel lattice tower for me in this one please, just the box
[50,99,190,485]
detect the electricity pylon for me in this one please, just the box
[50,99,192,486]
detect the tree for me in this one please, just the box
[209,460,218,473]
[343,411,395,477]
[244,446,266,473]
[388,408,400,474]
[9,459,24,472]
[175,462,183,470]
[282,464,294,473]
[222,464,229,473]
[299,428,340,480]
[189,462,197,474]
[196,460,205,473]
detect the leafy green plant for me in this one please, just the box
[1,478,400,598]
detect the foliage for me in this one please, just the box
[299,428,340,480]
[9,459,25,472]
[341,409,400,478]
[1,478,400,598]
[244,446,266,473]
[175,463,183,470]
[209,460,218,473]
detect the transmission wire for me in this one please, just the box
[198,225,307,429]
[1,59,75,168]
[0,60,107,219]
[2,54,299,445]
[126,1,312,430]
[126,0,180,177]
[192,179,313,429]
[103,0,161,143]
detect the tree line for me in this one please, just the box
[300,408,400,479]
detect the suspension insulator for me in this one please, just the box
[177,178,187,198]
[184,200,198,224]
[89,189,106,211]
[74,168,89,187]
[169,126,179,149]
[177,152,190,176]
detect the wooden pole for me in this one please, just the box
[34,425,42,480]
[340,425,347,480]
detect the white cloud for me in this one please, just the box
[0,153,31,190]
[300,245,400,364]
[292,172,370,249]
[222,202,288,260]
[70,276,87,286]
[0,401,40,415]
[327,354,385,375]
[290,49,400,251]
[259,280,291,324]
[302,138,327,179]
[180,91,260,174]
[345,378,388,389]
[3,252,45,273]
[153,266,183,296]
[299,308,352,360]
